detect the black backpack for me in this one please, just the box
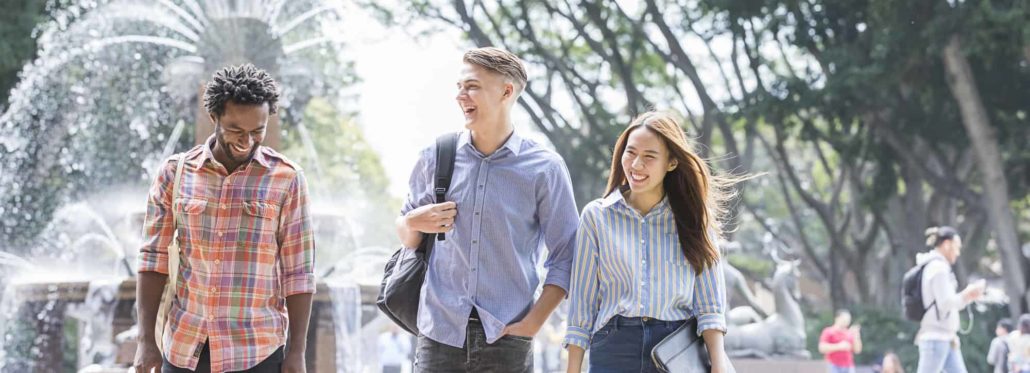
[376,133,459,335]
[901,257,944,321]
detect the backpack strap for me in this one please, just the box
[427,132,460,250]
[921,256,948,320]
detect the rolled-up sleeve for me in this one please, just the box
[692,258,728,335]
[397,147,435,251]
[563,205,599,350]
[538,159,579,293]
[138,157,177,274]
[400,147,434,217]
[278,171,316,296]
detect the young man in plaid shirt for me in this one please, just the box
[134,64,315,373]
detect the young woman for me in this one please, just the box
[915,226,985,373]
[564,111,733,372]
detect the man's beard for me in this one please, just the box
[216,133,259,163]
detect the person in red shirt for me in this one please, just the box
[819,310,863,373]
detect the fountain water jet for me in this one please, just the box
[0,1,390,371]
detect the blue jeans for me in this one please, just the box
[588,315,685,373]
[414,319,533,373]
[829,365,856,373]
[917,340,968,373]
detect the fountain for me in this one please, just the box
[0,0,355,249]
[0,201,382,371]
[0,0,392,371]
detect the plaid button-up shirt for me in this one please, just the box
[138,138,315,372]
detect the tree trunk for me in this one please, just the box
[942,35,1027,315]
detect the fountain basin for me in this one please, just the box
[5,278,380,372]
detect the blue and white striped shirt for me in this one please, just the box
[401,130,579,348]
[564,189,727,350]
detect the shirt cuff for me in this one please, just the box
[696,313,727,336]
[283,273,316,296]
[137,251,168,275]
[543,267,571,294]
[563,325,591,350]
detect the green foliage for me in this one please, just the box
[0,300,77,372]
[282,98,391,193]
[0,0,46,107]
[807,305,1006,372]
[279,97,401,254]
[807,307,919,369]
[726,253,774,279]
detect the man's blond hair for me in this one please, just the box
[463,47,528,95]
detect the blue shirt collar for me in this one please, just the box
[457,129,523,157]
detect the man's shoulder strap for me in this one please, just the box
[428,132,459,244]
[434,132,460,201]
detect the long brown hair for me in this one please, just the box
[605,111,738,272]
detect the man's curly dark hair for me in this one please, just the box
[203,64,279,117]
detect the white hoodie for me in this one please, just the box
[915,250,972,344]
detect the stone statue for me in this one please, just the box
[719,241,771,325]
[723,249,810,359]
[724,261,770,325]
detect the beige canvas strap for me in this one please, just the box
[155,154,186,353]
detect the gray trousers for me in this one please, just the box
[414,320,533,373]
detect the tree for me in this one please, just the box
[279,97,401,258]
[942,33,1027,313]
[374,0,1030,314]
[367,0,761,209]
[0,0,46,108]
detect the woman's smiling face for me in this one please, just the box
[621,126,677,195]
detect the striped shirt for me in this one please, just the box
[400,130,578,348]
[138,137,316,372]
[564,189,727,350]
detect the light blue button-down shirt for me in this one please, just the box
[564,189,727,350]
[400,130,579,348]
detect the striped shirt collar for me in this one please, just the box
[195,134,271,171]
[457,129,524,157]
[601,187,671,216]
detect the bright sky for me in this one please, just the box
[343,11,545,198]
[343,16,466,198]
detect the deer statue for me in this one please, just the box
[723,248,810,359]
[720,241,771,325]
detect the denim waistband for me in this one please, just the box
[607,314,687,329]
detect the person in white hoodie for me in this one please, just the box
[916,226,985,373]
